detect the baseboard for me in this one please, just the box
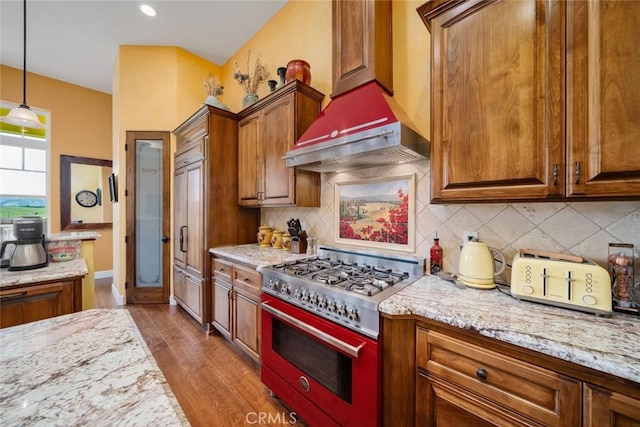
[95,270,113,279]
[169,295,177,306]
[111,283,124,306]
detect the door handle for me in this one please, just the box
[161,235,169,243]
[179,226,187,252]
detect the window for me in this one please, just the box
[0,103,50,222]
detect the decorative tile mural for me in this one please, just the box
[262,160,640,282]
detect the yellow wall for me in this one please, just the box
[0,65,113,272]
[218,0,430,139]
[113,46,221,300]
[111,0,431,300]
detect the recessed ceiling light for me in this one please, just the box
[140,4,156,17]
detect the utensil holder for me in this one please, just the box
[290,231,308,254]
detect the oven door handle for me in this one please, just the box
[261,302,365,358]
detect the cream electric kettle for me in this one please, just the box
[458,241,506,289]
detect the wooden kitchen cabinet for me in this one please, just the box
[0,278,83,329]
[381,316,640,427]
[173,106,259,328]
[332,0,392,97]
[173,266,203,322]
[584,383,640,427]
[211,256,261,363]
[237,80,324,208]
[415,328,580,427]
[565,0,640,197]
[419,0,640,203]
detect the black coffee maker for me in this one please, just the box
[0,216,48,271]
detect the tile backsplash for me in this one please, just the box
[262,160,640,281]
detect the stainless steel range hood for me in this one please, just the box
[283,82,430,173]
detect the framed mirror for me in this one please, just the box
[60,155,113,230]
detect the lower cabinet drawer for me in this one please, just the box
[416,327,581,427]
[417,370,545,427]
[233,263,261,298]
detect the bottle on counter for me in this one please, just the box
[430,234,442,275]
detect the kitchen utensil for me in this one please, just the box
[458,241,506,289]
[511,249,612,315]
[439,271,466,289]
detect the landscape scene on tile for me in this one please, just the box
[337,177,412,247]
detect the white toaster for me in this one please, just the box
[510,249,612,315]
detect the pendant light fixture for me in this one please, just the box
[0,0,44,130]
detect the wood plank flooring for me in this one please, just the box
[95,279,304,426]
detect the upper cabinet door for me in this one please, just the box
[262,95,296,206]
[238,114,261,207]
[566,0,640,198]
[427,0,565,202]
[332,0,393,97]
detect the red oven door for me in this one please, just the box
[261,293,379,427]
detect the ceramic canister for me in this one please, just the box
[257,225,273,247]
[271,229,284,249]
[282,232,292,251]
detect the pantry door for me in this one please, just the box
[125,131,171,304]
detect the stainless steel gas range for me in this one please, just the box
[260,245,425,427]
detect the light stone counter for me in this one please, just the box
[380,275,640,384]
[0,309,189,427]
[210,243,309,269]
[48,231,101,242]
[0,257,87,289]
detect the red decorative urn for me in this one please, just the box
[285,60,311,85]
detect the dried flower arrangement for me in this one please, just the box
[204,73,224,98]
[233,51,269,94]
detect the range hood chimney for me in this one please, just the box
[284,81,430,173]
[284,1,429,173]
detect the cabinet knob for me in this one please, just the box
[243,277,250,282]
[476,368,488,380]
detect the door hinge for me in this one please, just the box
[125,281,128,289]
[125,236,128,243]
[125,189,128,197]
[125,143,128,151]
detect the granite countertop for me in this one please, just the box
[48,231,101,242]
[0,309,189,426]
[0,258,88,289]
[380,275,640,384]
[210,243,309,269]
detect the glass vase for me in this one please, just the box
[243,92,259,108]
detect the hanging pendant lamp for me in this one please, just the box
[0,0,44,130]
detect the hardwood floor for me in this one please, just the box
[95,279,303,426]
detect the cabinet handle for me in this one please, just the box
[575,161,581,184]
[218,268,225,272]
[476,368,488,380]
[243,277,250,282]
[0,290,28,300]
[552,163,558,186]
[179,226,187,252]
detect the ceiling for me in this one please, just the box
[0,0,288,94]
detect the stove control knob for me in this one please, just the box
[337,304,347,317]
[327,300,337,312]
[347,307,359,322]
[267,279,278,290]
[301,290,310,302]
[309,293,319,305]
[280,283,290,294]
[294,288,302,299]
[317,297,327,309]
